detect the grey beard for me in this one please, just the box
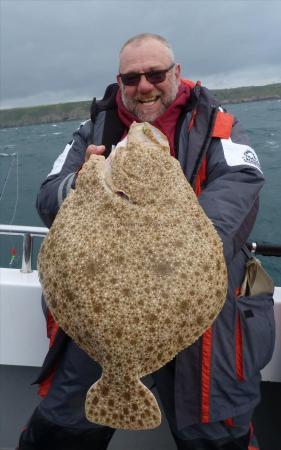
[120,83,179,123]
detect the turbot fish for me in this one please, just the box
[38,122,227,430]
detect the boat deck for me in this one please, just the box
[0,369,280,450]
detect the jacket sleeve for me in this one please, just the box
[36,120,92,228]
[198,119,264,264]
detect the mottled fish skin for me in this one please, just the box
[38,122,227,430]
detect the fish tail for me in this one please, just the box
[85,375,161,430]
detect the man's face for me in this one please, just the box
[118,39,181,122]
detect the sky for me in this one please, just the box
[1,0,281,109]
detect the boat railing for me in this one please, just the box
[1,224,280,274]
[0,224,48,273]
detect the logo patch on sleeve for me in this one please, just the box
[221,138,262,173]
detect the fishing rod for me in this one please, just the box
[246,242,281,257]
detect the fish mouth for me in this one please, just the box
[105,180,130,202]
[102,156,130,202]
[115,190,130,201]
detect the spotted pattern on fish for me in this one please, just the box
[38,122,227,430]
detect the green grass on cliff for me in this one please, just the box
[0,100,92,128]
[212,83,281,103]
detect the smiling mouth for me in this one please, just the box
[138,96,160,104]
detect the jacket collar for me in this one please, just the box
[90,83,119,123]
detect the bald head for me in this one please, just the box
[119,33,175,69]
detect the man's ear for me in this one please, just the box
[175,64,181,84]
[117,75,122,88]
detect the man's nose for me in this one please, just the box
[137,74,154,92]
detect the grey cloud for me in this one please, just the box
[1,0,281,108]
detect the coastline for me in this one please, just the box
[219,95,281,105]
[1,83,280,129]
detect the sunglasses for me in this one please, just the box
[118,63,175,87]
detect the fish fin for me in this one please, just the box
[85,374,161,430]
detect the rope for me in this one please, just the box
[10,152,19,225]
[0,152,19,224]
[0,152,16,201]
[0,152,20,265]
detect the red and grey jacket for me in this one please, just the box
[35,82,274,429]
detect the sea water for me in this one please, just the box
[0,100,280,284]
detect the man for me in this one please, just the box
[18,33,274,450]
